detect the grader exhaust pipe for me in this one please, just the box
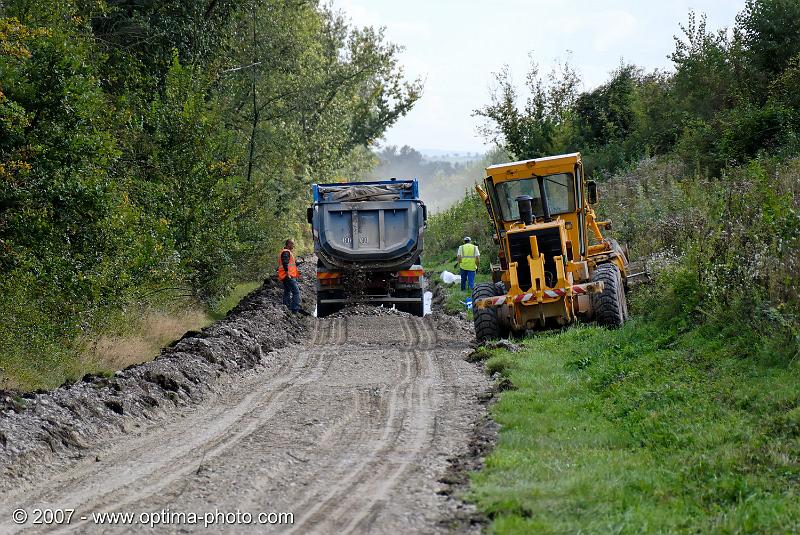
[516,195,534,225]
[515,175,551,224]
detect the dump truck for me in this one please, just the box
[307,179,427,317]
[472,152,629,341]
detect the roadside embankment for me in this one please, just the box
[0,262,317,487]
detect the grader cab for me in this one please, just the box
[472,152,629,342]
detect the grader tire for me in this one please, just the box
[473,283,501,343]
[493,281,512,338]
[591,263,628,328]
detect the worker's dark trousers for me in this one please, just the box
[460,269,476,291]
[283,278,301,312]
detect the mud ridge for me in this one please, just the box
[0,261,317,487]
[437,396,499,533]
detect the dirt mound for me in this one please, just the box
[329,304,412,317]
[0,260,317,484]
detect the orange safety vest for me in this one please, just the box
[277,248,299,280]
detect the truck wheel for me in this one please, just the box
[591,263,628,328]
[316,293,340,318]
[398,289,424,317]
[473,283,500,343]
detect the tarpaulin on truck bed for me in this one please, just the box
[318,183,412,202]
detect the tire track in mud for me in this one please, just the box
[287,316,440,535]
[3,313,489,535]
[95,319,348,516]
[4,320,346,535]
[341,357,438,529]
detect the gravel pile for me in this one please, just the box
[329,305,412,318]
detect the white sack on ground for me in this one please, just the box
[440,270,462,285]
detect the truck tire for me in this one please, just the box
[591,263,628,328]
[316,293,340,318]
[398,289,424,317]
[473,283,500,343]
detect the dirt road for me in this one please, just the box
[1,310,489,533]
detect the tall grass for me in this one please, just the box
[601,156,800,361]
[0,281,261,391]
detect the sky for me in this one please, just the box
[331,0,745,154]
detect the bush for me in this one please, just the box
[425,190,498,274]
[602,155,800,362]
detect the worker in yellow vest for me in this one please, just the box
[456,237,480,291]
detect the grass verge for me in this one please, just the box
[468,320,800,533]
[0,281,261,391]
[424,255,492,317]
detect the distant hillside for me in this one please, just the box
[418,148,484,165]
[366,145,508,212]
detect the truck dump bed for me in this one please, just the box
[310,180,425,271]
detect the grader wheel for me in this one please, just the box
[591,263,629,327]
[473,282,501,342]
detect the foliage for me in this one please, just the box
[0,0,419,389]
[599,155,800,361]
[737,0,800,79]
[474,58,579,160]
[425,190,495,271]
[476,2,800,176]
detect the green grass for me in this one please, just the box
[1,281,262,391]
[469,320,800,534]
[209,281,262,320]
[424,255,492,317]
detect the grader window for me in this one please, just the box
[495,173,575,221]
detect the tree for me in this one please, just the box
[670,12,738,121]
[1,0,423,386]
[474,57,578,160]
[737,0,800,78]
[573,65,639,147]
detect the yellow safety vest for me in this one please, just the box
[458,243,478,271]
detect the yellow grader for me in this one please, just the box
[472,152,629,342]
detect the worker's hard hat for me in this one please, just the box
[464,236,472,243]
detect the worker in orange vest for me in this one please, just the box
[277,239,302,314]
